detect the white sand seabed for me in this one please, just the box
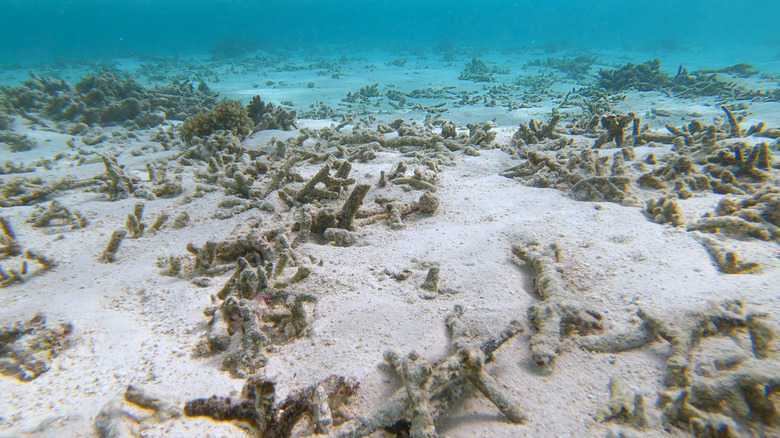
[0,112,778,437]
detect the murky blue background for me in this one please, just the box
[1,0,777,61]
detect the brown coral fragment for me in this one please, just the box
[247,95,298,131]
[594,114,634,148]
[688,216,778,241]
[291,163,355,204]
[337,184,370,230]
[502,148,633,204]
[328,306,525,438]
[512,241,602,370]
[180,99,252,144]
[696,234,760,274]
[420,266,440,294]
[1,176,89,208]
[393,177,437,192]
[658,315,780,437]
[199,254,316,376]
[0,216,22,257]
[721,106,742,138]
[100,155,137,200]
[359,191,440,230]
[125,202,146,238]
[582,300,780,436]
[580,300,754,387]
[510,113,562,148]
[1,248,58,287]
[28,200,88,229]
[571,176,630,203]
[124,385,183,421]
[0,218,57,287]
[100,230,127,263]
[185,375,357,437]
[703,142,776,184]
[0,313,73,381]
[645,196,684,227]
[594,375,647,428]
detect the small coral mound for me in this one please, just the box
[180,99,252,144]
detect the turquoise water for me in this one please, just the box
[2,0,778,62]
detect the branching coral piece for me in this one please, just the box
[149,211,169,233]
[578,320,656,354]
[701,188,780,240]
[388,352,438,437]
[28,200,88,229]
[703,142,776,183]
[658,318,780,437]
[359,191,440,230]
[0,217,57,287]
[645,196,684,227]
[393,177,437,192]
[688,215,779,241]
[571,176,630,203]
[582,300,780,436]
[101,155,137,200]
[501,148,632,204]
[185,374,357,437]
[1,176,88,208]
[0,249,58,287]
[512,240,603,369]
[172,211,190,229]
[594,114,634,148]
[323,228,357,247]
[721,106,742,138]
[124,385,182,421]
[337,184,370,230]
[596,59,777,101]
[0,131,36,152]
[511,113,562,148]
[0,216,22,257]
[420,266,440,295]
[0,313,73,381]
[695,234,760,274]
[581,300,753,387]
[100,230,127,263]
[292,163,355,204]
[125,202,146,238]
[221,170,256,199]
[594,375,646,428]
[199,253,316,376]
[329,306,525,438]
[247,95,298,131]
[216,256,265,301]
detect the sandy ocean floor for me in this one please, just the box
[1,47,780,437]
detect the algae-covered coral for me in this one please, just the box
[180,98,253,144]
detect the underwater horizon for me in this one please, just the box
[2,0,780,63]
